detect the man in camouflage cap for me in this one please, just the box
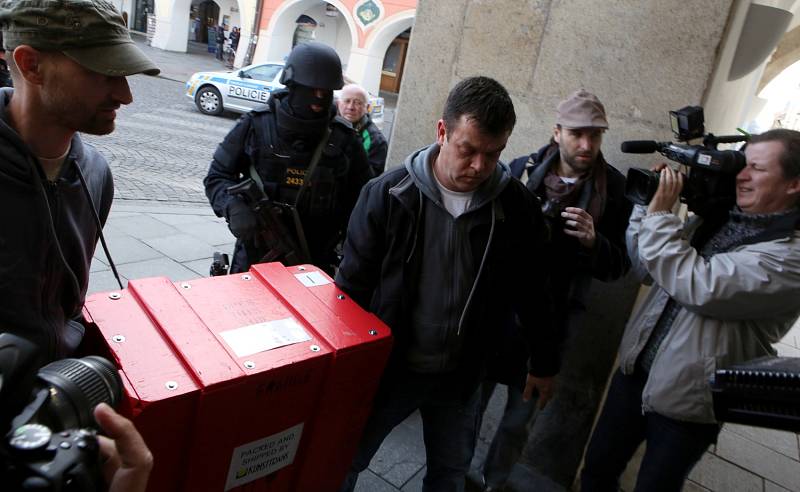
[0,0,158,359]
[0,1,158,489]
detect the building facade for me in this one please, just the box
[252,0,417,95]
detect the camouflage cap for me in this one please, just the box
[0,0,159,76]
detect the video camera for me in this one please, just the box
[621,106,749,216]
[0,333,123,491]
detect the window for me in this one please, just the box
[243,65,283,82]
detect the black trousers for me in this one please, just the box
[581,370,720,492]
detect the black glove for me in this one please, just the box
[226,199,259,240]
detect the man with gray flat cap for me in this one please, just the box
[0,0,159,361]
[470,90,632,491]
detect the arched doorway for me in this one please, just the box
[263,0,355,66]
[190,0,220,43]
[357,11,414,96]
[132,0,155,32]
[292,14,318,47]
[379,28,410,93]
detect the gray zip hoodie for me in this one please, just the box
[402,143,511,373]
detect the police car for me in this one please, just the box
[185,62,285,116]
[185,62,384,128]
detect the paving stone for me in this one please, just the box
[775,342,800,357]
[400,467,425,491]
[368,411,426,488]
[725,424,800,460]
[688,452,762,492]
[354,469,400,492]
[90,256,109,273]
[470,384,507,473]
[780,321,799,349]
[140,233,217,262]
[106,210,139,219]
[87,270,128,296]
[183,257,215,277]
[108,214,181,239]
[171,220,235,247]
[96,235,163,264]
[716,428,800,491]
[765,480,792,492]
[149,212,214,226]
[682,479,712,491]
[116,257,201,283]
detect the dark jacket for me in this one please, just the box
[353,114,387,175]
[336,144,560,397]
[204,91,372,272]
[510,142,632,308]
[0,58,11,88]
[0,88,114,361]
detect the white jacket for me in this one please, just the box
[618,205,800,423]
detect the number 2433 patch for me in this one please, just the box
[284,167,306,188]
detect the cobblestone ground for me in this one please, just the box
[82,74,239,204]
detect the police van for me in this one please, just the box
[186,62,384,128]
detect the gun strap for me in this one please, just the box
[289,127,329,262]
[247,126,331,263]
[294,126,331,208]
[248,163,267,198]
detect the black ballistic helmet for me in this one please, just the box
[280,41,344,90]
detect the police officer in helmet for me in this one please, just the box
[204,42,372,274]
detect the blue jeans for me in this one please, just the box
[476,381,539,488]
[338,371,482,492]
[580,370,720,492]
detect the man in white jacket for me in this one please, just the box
[580,129,800,492]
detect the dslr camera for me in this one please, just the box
[622,106,748,216]
[0,333,123,491]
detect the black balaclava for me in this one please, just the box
[287,84,333,120]
[275,84,333,146]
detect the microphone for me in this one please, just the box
[620,140,659,153]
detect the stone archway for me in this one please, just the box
[347,11,414,95]
[759,24,800,93]
[260,0,357,65]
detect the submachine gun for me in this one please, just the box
[209,178,311,276]
[229,178,312,265]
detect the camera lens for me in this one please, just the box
[625,168,661,206]
[36,356,122,431]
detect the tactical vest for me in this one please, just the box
[245,108,353,218]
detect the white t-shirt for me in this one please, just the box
[38,148,70,181]
[433,172,474,218]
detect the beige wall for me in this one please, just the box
[388,0,735,171]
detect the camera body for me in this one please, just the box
[622,106,748,216]
[0,333,122,491]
